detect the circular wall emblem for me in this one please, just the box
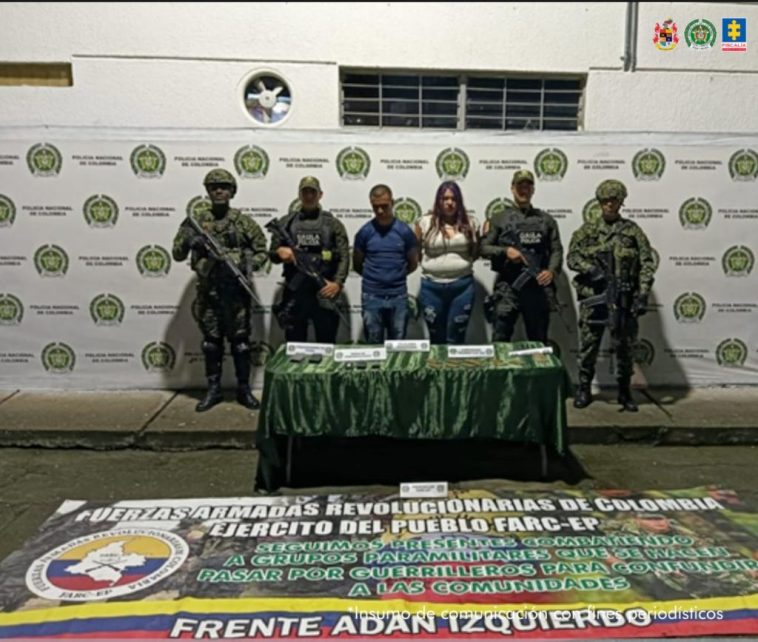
[722,245,754,277]
[186,196,211,218]
[41,342,76,373]
[90,293,125,326]
[650,247,660,272]
[485,197,517,220]
[582,198,603,225]
[393,197,423,225]
[251,341,273,367]
[130,145,166,178]
[0,194,16,228]
[716,338,748,368]
[435,148,470,181]
[83,194,119,228]
[25,528,188,601]
[142,342,176,372]
[288,198,301,214]
[336,146,371,180]
[632,148,666,181]
[34,245,69,277]
[632,338,655,367]
[27,143,62,177]
[678,197,712,230]
[234,145,269,179]
[684,19,716,49]
[534,148,568,181]
[728,149,758,182]
[0,293,24,326]
[136,245,171,278]
[673,292,706,323]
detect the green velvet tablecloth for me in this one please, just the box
[257,342,568,453]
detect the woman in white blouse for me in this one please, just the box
[414,181,480,344]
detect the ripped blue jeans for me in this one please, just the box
[418,274,474,345]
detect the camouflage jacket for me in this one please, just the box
[567,216,656,298]
[172,207,268,280]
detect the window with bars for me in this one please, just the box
[342,72,583,131]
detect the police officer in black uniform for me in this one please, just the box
[481,169,564,343]
[268,176,349,342]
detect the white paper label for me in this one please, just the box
[400,481,449,498]
[334,347,388,363]
[286,342,334,357]
[385,340,431,352]
[448,345,495,359]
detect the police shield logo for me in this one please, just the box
[336,146,371,180]
[136,245,171,277]
[41,342,76,373]
[582,198,603,225]
[394,197,422,225]
[0,293,23,326]
[435,148,470,181]
[141,341,176,372]
[678,197,712,230]
[234,145,269,179]
[130,144,166,178]
[186,195,211,219]
[90,293,125,326]
[722,245,754,277]
[673,292,706,323]
[251,341,273,367]
[716,338,747,367]
[83,194,119,228]
[0,194,16,227]
[632,339,655,367]
[25,528,188,601]
[632,149,666,181]
[485,197,517,220]
[684,19,717,49]
[534,148,568,181]
[288,198,301,214]
[728,149,758,181]
[27,143,62,177]
[650,247,661,272]
[34,245,69,277]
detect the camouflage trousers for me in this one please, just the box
[577,304,638,384]
[196,280,251,342]
[492,281,550,343]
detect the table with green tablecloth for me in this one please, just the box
[255,342,569,490]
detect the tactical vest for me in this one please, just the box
[495,208,552,285]
[281,209,338,282]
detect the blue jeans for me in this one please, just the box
[361,292,409,344]
[419,275,474,345]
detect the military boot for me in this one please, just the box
[196,374,223,412]
[617,382,638,412]
[573,384,593,409]
[232,340,260,410]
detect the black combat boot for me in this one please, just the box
[196,340,224,412]
[573,384,593,409]
[617,382,638,412]
[232,340,260,410]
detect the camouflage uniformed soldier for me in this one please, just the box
[172,169,268,412]
[268,176,349,343]
[481,169,563,343]
[567,179,656,412]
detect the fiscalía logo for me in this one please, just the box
[0,293,23,326]
[673,292,707,323]
[394,197,422,225]
[34,245,69,277]
[336,146,371,180]
[722,245,754,277]
[633,338,655,367]
[435,148,470,181]
[234,145,269,179]
[186,195,211,218]
[90,293,125,326]
[654,18,679,50]
[136,245,171,277]
[722,18,747,52]
[130,144,166,178]
[0,194,16,227]
[25,528,188,601]
[485,197,517,220]
[716,338,747,367]
[728,149,758,181]
[83,194,119,228]
[41,342,75,373]
[27,143,63,177]
[632,148,666,181]
[582,198,603,225]
[142,341,176,372]
[684,19,717,49]
[678,197,712,230]
[534,148,568,182]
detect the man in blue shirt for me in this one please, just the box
[353,184,419,343]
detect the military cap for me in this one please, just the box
[298,176,321,192]
[595,179,628,202]
[512,169,535,185]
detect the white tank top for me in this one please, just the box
[418,213,478,283]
